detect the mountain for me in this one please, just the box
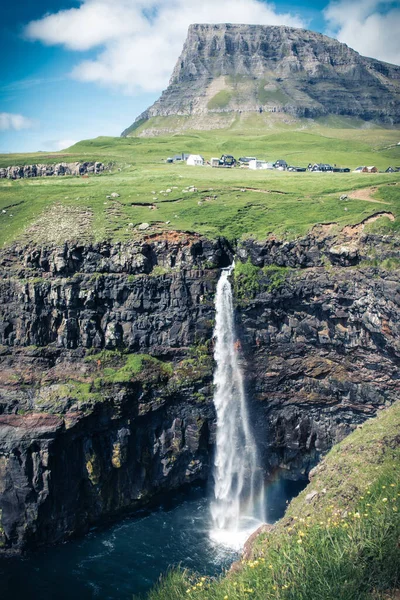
[122,24,400,137]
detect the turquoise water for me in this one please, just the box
[0,479,306,600]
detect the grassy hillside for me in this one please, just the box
[146,402,400,600]
[0,125,399,247]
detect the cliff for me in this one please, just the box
[122,24,400,136]
[0,229,399,554]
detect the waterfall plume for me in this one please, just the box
[210,264,265,550]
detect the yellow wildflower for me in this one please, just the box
[382,498,388,502]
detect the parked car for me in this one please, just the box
[287,166,306,172]
[274,159,288,169]
[211,155,237,167]
[238,157,256,166]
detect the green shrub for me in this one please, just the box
[234,259,261,301]
[262,265,290,291]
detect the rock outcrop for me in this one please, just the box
[0,162,106,180]
[0,231,399,554]
[122,24,400,136]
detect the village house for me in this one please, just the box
[248,160,274,170]
[354,166,378,173]
[186,154,204,166]
[310,163,333,172]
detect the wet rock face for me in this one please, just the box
[123,24,400,135]
[0,162,106,180]
[0,386,214,553]
[0,233,399,553]
[238,268,400,477]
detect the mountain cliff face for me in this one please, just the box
[122,24,400,136]
[0,229,399,554]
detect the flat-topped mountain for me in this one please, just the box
[122,24,400,136]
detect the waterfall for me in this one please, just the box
[210,264,265,550]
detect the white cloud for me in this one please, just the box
[0,112,36,131]
[44,139,78,151]
[324,0,400,65]
[24,0,306,93]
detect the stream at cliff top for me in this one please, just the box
[0,480,306,600]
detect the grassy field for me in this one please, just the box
[145,402,400,600]
[0,125,399,247]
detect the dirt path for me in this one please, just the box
[233,187,287,195]
[347,186,390,204]
[342,211,395,237]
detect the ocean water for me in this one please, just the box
[0,478,306,600]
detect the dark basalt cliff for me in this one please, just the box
[0,230,399,554]
[122,24,400,136]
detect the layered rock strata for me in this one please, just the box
[123,24,400,136]
[0,231,399,554]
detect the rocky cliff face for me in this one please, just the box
[0,230,399,554]
[122,24,400,136]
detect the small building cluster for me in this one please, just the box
[354,166,400,173]
[167,153,400,174]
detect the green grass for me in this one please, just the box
[145,402,400,600]
[0,126,399,247]
[234,262,292,302]
[32,352,174,413]
[207,91,232,110]
[258,81,290,105]
[85,350,173,384]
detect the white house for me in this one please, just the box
[248,160,274,170]
[186,155,204,167]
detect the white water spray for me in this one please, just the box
[210,264,265,550]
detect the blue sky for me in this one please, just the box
[1,0,399,153]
